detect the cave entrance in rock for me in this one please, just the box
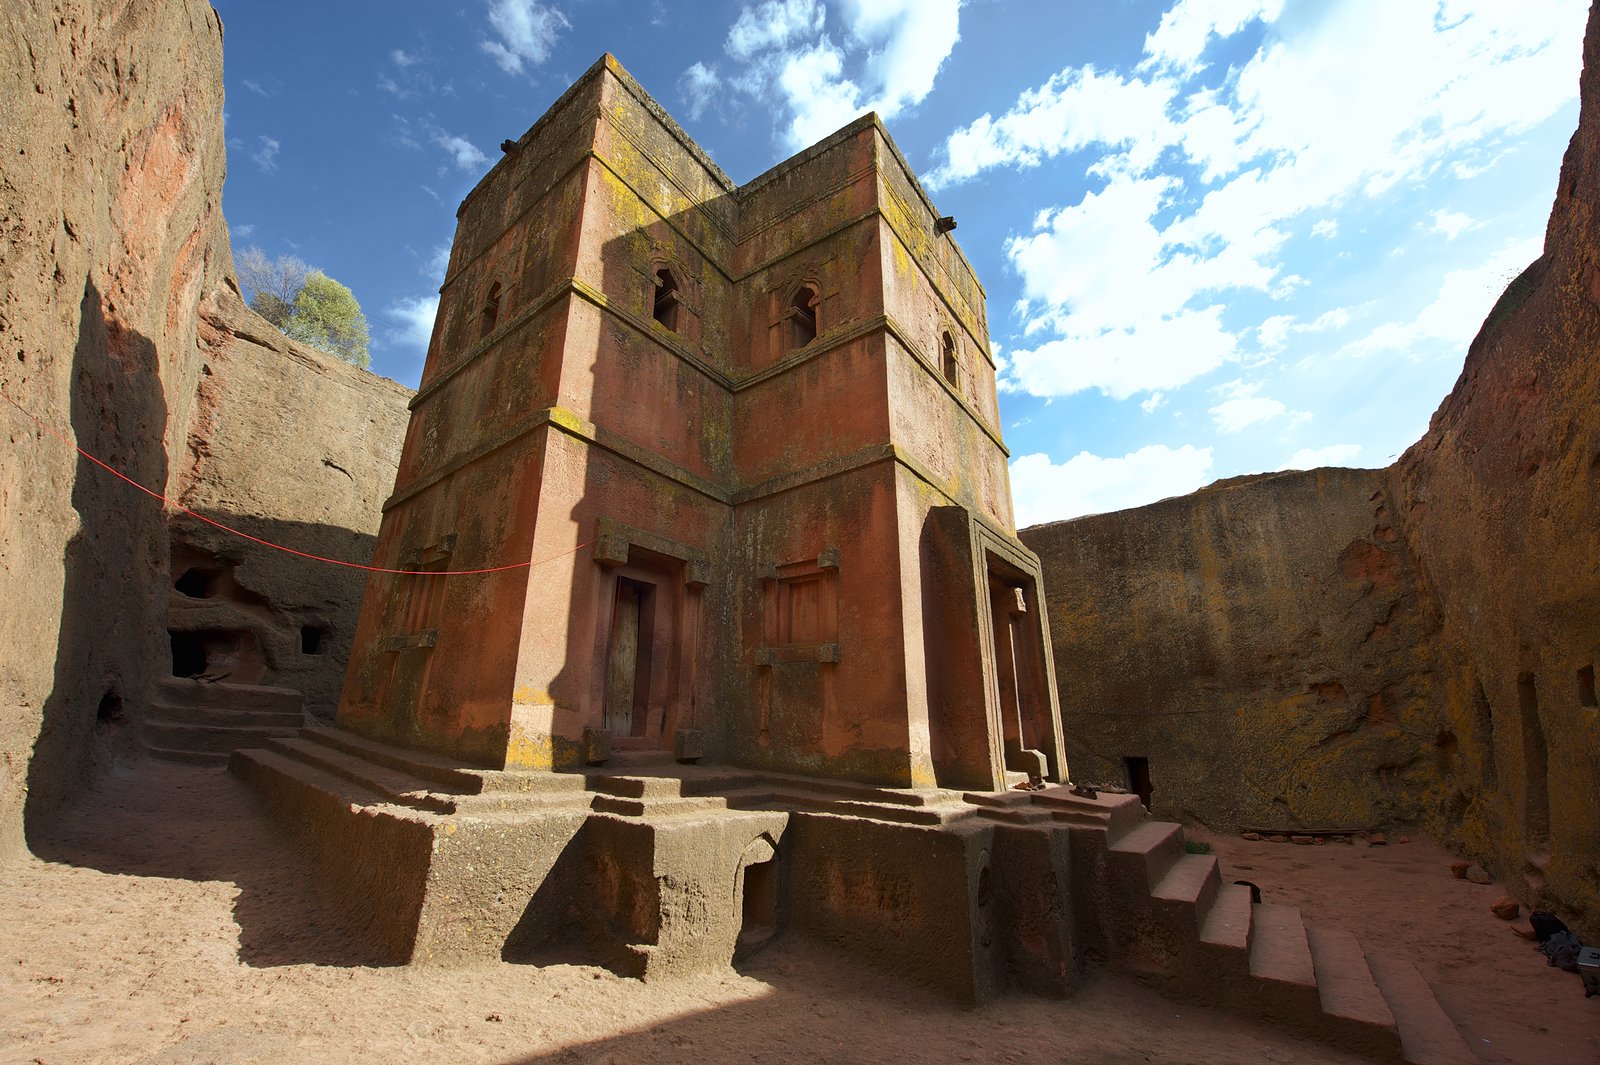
[1124,756,1153,809]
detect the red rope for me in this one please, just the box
[1,388,586,576]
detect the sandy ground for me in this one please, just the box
[0,758,1595,1065]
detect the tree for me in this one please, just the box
[235,246,371,368]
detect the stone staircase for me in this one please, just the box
[969,787,1480,1065]
[142,677,305,766]
[227,726,1482,1061]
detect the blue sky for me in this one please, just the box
[212,0,1586,525]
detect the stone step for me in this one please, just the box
[264,736,457,813]
[143,744,229,767]
[141,720,300,755]
[1199,882,1254,953]
[1108,820,1185,890]
[1248,903,1316,988]
[299,724,494,794]
[1307,926,1397,1032]
[588,774,692,800]
[1367,954,1481,1065]
[145,700,302,729]
[590,793,737,818]
[1030,788,1146,835]
[230,745,390,813]
[1152,852,1222,911]
[154,677,302,715]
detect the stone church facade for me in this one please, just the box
[336,54,1066,793]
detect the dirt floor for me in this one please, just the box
[1,758,1596,1065]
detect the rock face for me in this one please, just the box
[1022,467,1438,833]
[0,2,409,860]
[1024,3,1600,937]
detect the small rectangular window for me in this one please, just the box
[1580,663,1597,708]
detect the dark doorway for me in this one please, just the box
[171,631,208,677]
[1124,755,1153,809]
[604,578,656,738]
[739,857,777,948]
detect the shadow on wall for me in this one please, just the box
[25,281,169,844]
[164,511,380,717]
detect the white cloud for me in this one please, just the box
[230,223,256,240]
[1211,394,1287,432]
[433,131,489,171]
[251,135,280,172]
[1010,444,1215,525]
[387,295,440,354]
[928,67,1176,189]
[481,0,569,75]
[1428,208,1479,239]
[954,0,1581,407]
[1285,443,1363,469]
[423,243,451,281]
[679,61,722,120]
[1208,378,1295,432]
[1140,0,1285,74]
[391,49,419,67]
[1141,391,1166,413]
[1344,235,1542,357]
[727,0,825,59]
[721,0,960,150]
[242,78,271,97]
[1004,306,1237,401]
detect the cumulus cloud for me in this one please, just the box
[1428,209,1479,239]
[1285,443,1363,469]
[433,131,489,171]
[1140,0,1285,74]
[481,0,569,75]
[955,0,1582,405]
[251,135,280,172]
[679,61,722,120]
[926,67,1177,189]
[1010,444,1215,526]
[720,0,960,150]
[727,0,825,59]
[387,295,440,354]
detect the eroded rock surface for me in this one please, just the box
[0,2,409,858]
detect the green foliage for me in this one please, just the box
[249,291,292,329]
[283,272,371,368]
[236,246,371,368]
[1183,840,1213,854]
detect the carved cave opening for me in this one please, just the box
[169,628,265,683]
[1124,755,1153,810]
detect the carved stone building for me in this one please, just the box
[335,54,1065,792]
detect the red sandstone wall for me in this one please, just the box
[1390,0,1600,932]
[0,0,230,857]
[0,2,411,859]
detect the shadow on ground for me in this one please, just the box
[28,754,394,968]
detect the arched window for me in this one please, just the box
[941,331,958,386]
[790,286,817,349]
[479,281,501,339]
[652,268,679,332]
